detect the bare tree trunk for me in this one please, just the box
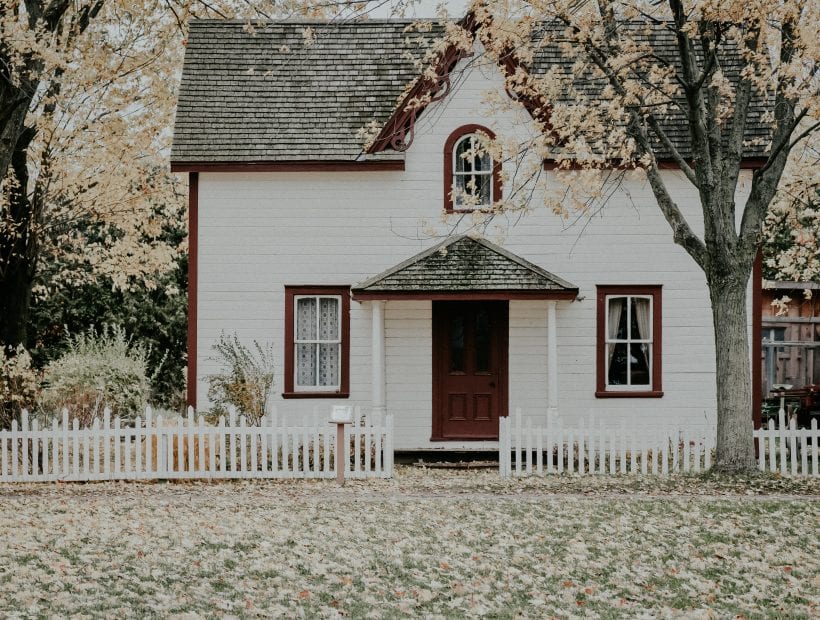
[708,271,757,472]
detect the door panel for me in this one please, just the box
[432,301,508,439]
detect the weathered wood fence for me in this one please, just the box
[0,407,393,482]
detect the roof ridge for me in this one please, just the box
[470,237,579,291]
[352,235,465,291]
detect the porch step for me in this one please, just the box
[412,460,498,469]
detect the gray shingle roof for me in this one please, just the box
[172,19,443,163]
[171,18,771,164]
[529,21,771,159]
[352,235,578,295]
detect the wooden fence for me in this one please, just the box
[500,408,715,477]
[501,408,819,477]
[0,406,393,482]
[755,408,819,476]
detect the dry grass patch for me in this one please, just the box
[0,468,817,617]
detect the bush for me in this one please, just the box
[207,333,274,426]
[0,345,39,430]
[40,326,157,426]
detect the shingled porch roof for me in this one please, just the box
[351,235,578,300]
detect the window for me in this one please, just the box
[443,124,501,212]
[284,286,350,398]
[596,285,662,397]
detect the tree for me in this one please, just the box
[0,0,419,350]
[762,140,820,285]
[0,0,187,350]
[457,0,819,471]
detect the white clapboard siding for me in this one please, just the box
[754,408,819,477]
[0,406,393,483]
[500,408,717,477]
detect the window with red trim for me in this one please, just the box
[283,286,350,398]
[444,124,502,212]
[596,285,663,398]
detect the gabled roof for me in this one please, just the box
[171,18,771,167]
[172,19,444,166]
[351,235,578,300]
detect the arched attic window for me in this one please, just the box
[444,125,502,212]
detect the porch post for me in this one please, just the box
[547,301,558,417]
[371,300,386,418]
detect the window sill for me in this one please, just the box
[281,392,350,400]
[445,207,494,215]
[595,390,664,399]
[429,435,499,441]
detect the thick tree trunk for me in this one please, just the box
[0,128,37,349]
[708,273,757,472]
[0,257,34,348]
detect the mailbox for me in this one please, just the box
[330,404,353,424]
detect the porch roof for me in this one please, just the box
[351,235,578,300]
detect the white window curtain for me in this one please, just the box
[607,297,625,366]
[295,296,340,388]
[633,297,651,341]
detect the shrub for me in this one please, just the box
[40,326,156,426]
[207,333,274,426]
[0,345,39,430]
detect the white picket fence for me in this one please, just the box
[755,409,819,476]
[0,406,393,482]
[500,408,715,477]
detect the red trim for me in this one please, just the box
[170,161,404,173]
[443,125,503,213]
[596,285,663,398]
[544,158,767,171]
[752,250,762,430]
[283,286,350,399]
[495,48,554,133]
[352,290,578,301]
[367,14,477,154]
[186,173,199,408]
[595,390,664,399]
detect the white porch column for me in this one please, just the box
[371,300,386,417]
[547,300,559,417]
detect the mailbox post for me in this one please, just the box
[330,405,353,485]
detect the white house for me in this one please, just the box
[170,18,765,450]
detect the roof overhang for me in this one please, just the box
[170,159,405,173]
[351,235,579,302]
[352,290,578,301]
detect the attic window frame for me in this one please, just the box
[444,125,502,213]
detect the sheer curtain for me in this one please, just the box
[295,297,340,387]
[633,297,651,341]
[318,298,339,386]
[608,297,625,365]
[633,297,652,370]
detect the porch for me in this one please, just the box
[351,235,578,447]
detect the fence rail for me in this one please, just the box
[0,407,393,483]
[500,409,715,477]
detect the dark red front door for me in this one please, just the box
[432,301,508,440]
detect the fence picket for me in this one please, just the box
[789,416,798,476]
[812,419,818,477]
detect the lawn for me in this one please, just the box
[0,469,817,618]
